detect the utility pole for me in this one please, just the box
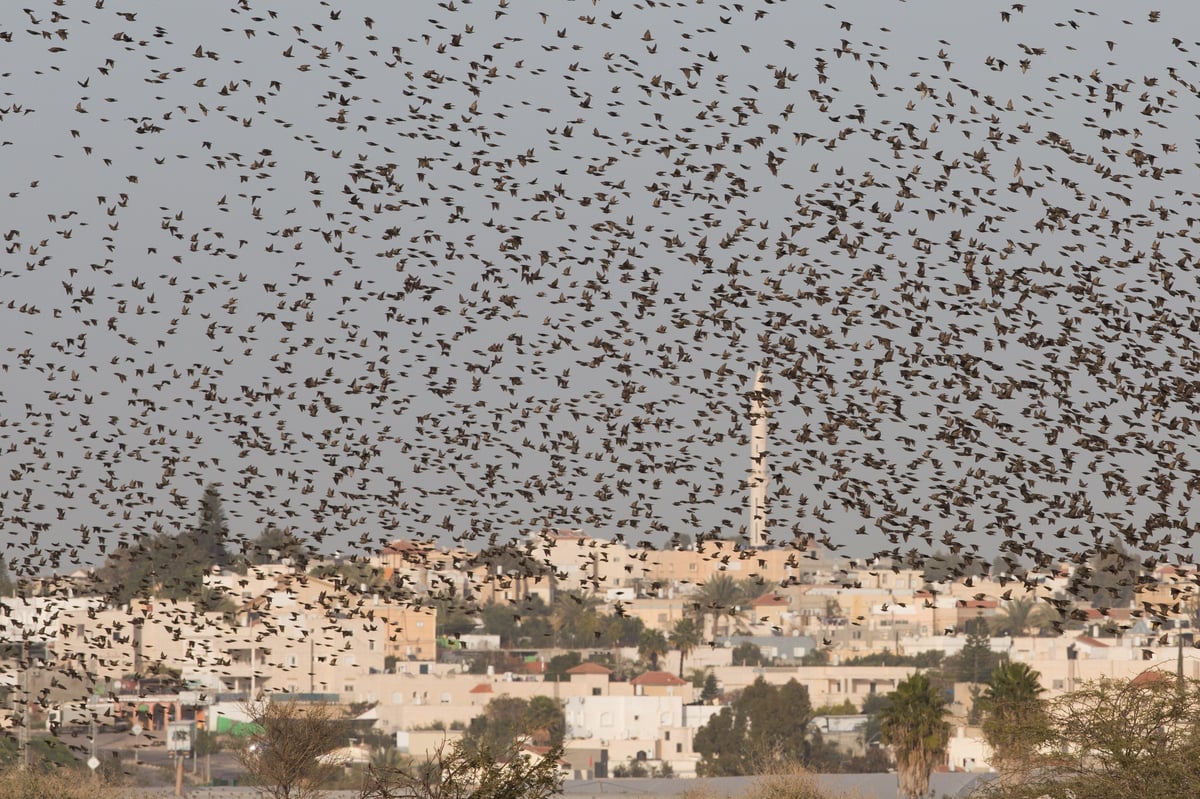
[19,638,29,771]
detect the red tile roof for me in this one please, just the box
[631,670,687,686]
[469,683,494,694]
[1131,670,1174,686]
[1075,635,1109,648]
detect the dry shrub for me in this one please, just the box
[744,763,861,799]
[0,768,116,799]
[679,785,719,799]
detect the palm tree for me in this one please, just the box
[669,617,701,678]
[637,629,669,670]
[880,673,950,799]
[524,695,565,747]
[368,746,409,774]
[988,597,1048,637]
[692,575,750,640]
[551,591,601,648]
[978,661,1047,786]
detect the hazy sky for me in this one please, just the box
[3,0,1200,579]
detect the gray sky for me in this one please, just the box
[3,0,1200,579]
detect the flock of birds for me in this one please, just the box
[0,0,1198,680]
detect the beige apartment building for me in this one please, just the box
[54,571,415,696]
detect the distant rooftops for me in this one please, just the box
[631,670,687,687]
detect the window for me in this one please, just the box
[344,684,354,693]
[1053,679,1065,690]
[676,743,683,753]
[368,639,376,651]
[592,687,602,696]
[287,655,298,668]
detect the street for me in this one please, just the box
[39,726,246,786]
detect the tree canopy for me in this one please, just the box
[880,673,949,799]
[694,677,814,775]
[978,660,1048,788]
[463,695,565,754]
[978,675,1200,799]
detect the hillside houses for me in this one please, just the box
[1,533,1198,780]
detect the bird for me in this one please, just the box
[0,2,1193,780]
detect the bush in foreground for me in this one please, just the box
[0,767,117,799]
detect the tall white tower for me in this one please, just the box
[748,368,768,548]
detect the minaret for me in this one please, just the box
[749,368,768,548]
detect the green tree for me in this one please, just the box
[987,597,1048,637]
[692,575,752,639]
[513,595,554,646]
[800,648,830,666]
[94,530,200,603]
[310,559,386,593]
[246,526,313,568]
[860,691,891,751]
[732,641,765,666]
[369,746,409,774]
[637,629,669,670]
[842,650,943,668]
[193,482,233,569]
[598,612,644,648]
[694,700,748,776]
[812,699,857,716]
[464,695,564,753]
[978,661,1048,787]
[701,673,721,703]
[954,625,1002,684]
[464,696,530,755]
[427,595,476,639]
[544,652,582,682]
[480,602,520,648]
[880,673,949,799]
[551,592,602,648]
[669,617,700,677]
[978,675,1200,799]
[524,696,565,748]
[694,677,814,775]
